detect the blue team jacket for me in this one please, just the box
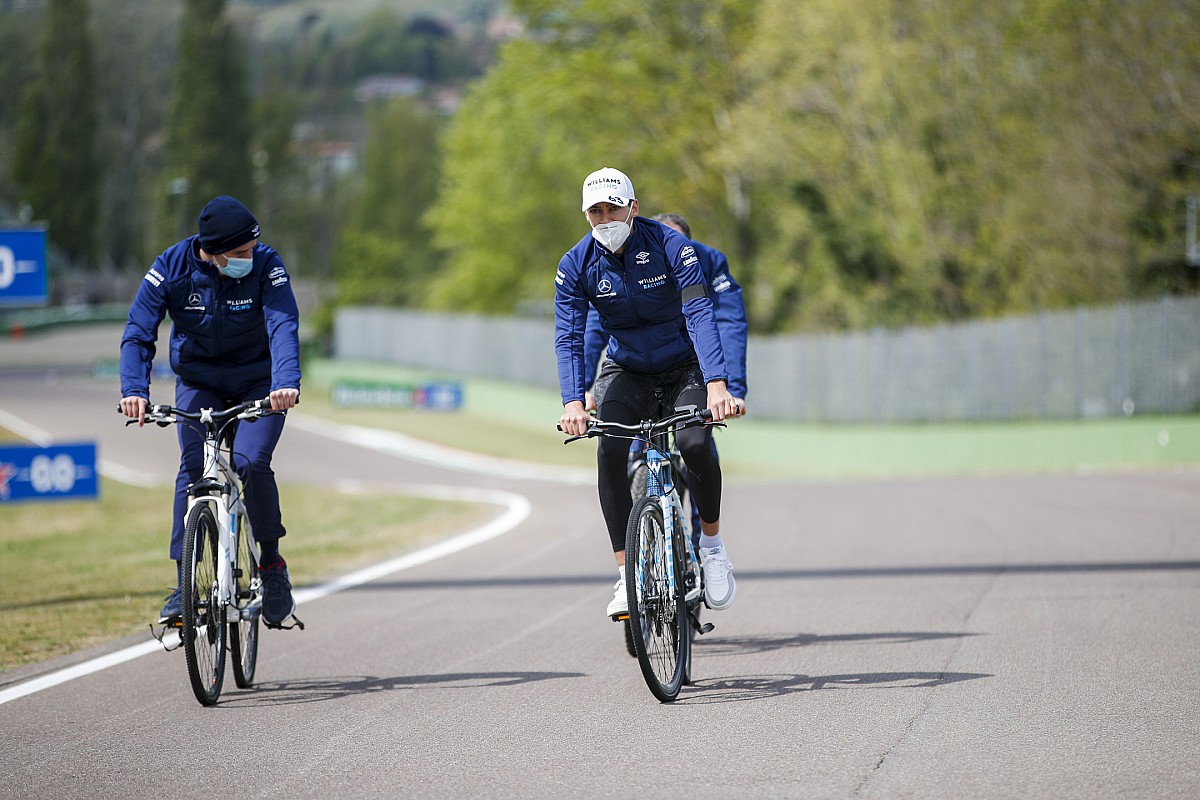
[555,216,728,406]
[583,236,748,399]
[119,236,302,400]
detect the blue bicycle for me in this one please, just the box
[566,405,720,701]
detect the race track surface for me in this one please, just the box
[1,327,1198,799]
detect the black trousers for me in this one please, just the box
[592,359,722,552]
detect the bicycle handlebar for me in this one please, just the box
[122,397,284,428]
[560,405,721,445]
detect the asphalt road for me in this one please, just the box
[1,326,1199,799]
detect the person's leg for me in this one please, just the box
[230,397,286,562]
[171,381,222,561]
[672,375,736,610]
[593,365,654,615]
[159,381,221,619]
[229,388,295,624]
[687,437,717,553]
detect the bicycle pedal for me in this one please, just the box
[264,614,305,631]
[610,613,630,622]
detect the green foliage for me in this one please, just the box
[166,0,255,223]
[426,0,760,313]
[10,0,100,264]
[333,98,443,306]
[427,0,1200,331]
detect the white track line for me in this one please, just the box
[0,486,529,706]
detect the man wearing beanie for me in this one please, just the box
[118,195,302,629]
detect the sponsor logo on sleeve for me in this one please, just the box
[713,274,732,293]
[144,267,165,287]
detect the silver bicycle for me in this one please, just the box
[134,398,299,705]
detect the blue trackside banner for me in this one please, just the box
[0,228,48,307]
[0,442,99,503]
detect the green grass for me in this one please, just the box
[302,358,1200,480]
[0,478,485,672]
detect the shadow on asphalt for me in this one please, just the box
[694,630,980,656]
[675,670,992,704]
[347,558,1200,594]
[217,671,587,707]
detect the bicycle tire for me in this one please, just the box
[182,503,226,706]
[673,502,696,686]
[630,461,647,506]
[625,495,687,702]
[229,498,259,689]
[622,619,637,657]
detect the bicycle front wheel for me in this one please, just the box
[229,506,259,689]
[625,496,687,702]
[182,503,226,706]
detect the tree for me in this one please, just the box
[11,0,100,265]
[425,0,758,314]
[333,97,444,307]
[165,0,254,228]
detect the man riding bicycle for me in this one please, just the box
[555,168,739,619]
[118,195,300,628]
[582,211,749,549]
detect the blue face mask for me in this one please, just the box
[218,256,253,279]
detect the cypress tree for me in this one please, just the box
[166,0,254,221]
[11,0,100,266]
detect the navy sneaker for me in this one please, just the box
[260,559,296,626]
[158,588,182,621]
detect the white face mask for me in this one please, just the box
[591,206,634,252]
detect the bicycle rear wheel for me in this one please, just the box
[625,495,687,702]
[182,503,226,706]
[229,503,259,689]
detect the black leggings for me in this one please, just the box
[592,360,722,552]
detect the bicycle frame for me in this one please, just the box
[639,434,699,609]
[138,400,272,634]
[186,407,259,626]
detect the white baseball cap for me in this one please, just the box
[581,167,636,212]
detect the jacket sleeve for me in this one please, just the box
[554,254,590,406]
[705,247,749,399]
[669,237,727,387]
[260,252,302,391]
[582,305,606,393]
[119,258,170,400]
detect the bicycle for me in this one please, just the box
[132,398,302,706]
[564,405,722,702]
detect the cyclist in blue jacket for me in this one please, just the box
[556,168,739,619]
[118,195,301,628]
[582,212,748,550]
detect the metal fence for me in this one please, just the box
[334,295,1200,422]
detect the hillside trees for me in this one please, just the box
[166,0,255,225]
[426,0,1200,330]
[11,0,100,264]
[333,97,443,307]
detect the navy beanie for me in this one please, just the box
[197,195,260,254]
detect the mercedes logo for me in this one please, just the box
[188,293,201,306]
[598,279,612,293]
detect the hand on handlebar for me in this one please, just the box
[705,380,738,422]
[119,396,148,427]
[269,388,300,412]
[559,400,592,438]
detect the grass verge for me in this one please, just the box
[301,358,1200,480]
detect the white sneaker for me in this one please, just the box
[700,545,736,610]
[606,577,628,617]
